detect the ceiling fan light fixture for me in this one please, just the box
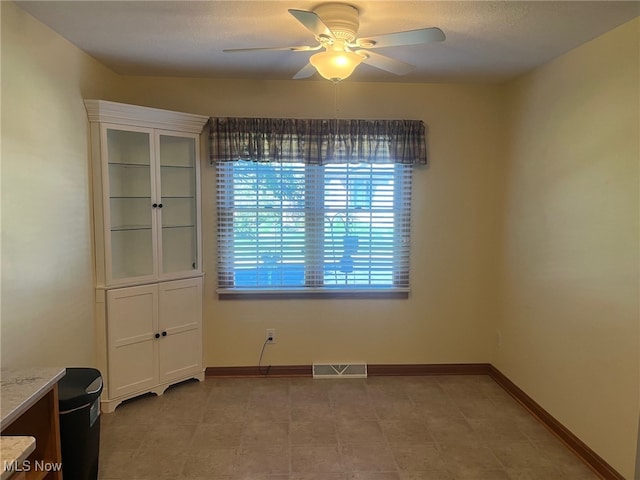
[310,49,362,82]
[225,3,445,81]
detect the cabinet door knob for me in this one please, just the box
[152,203,158,208]
[162,331,167,337]
[158,203,163,208]
[154,333,160,339]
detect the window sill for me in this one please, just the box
[217,288,409,300]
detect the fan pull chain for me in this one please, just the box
[334,81,342,154]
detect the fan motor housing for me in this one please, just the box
[314,3,359,42]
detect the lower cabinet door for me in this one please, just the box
[106,284,159,398]
[157,277,203,383]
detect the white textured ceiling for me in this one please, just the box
[16,1,640,83]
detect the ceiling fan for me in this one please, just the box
[223,3,445,82]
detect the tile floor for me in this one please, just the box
[98,375,599,479]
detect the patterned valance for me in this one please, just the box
[208,117,427,165]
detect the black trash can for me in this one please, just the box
[58,367,103,480]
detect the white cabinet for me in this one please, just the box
[106,283,158,401]
[86,100,208,412]
[102,277,203,412]
[85,100,209,287]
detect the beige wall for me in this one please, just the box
[494,18,640,478]
[118,77,503,367]
[1,0,503,371]
[0,2,121,367]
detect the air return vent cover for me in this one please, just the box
[312,363,367,379]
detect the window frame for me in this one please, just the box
[216,161,413,300]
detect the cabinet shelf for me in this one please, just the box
[163,224,195,229]
[108,162,150,168]
[160,164,195,169]
[111,225,152,231]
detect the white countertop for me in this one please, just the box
[0,368,66,430]
[0,436,36,480]
[0,368,66,480]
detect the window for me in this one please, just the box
[216,161,412,296]
[209,117,427,298]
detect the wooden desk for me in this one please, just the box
[1,368,65,480]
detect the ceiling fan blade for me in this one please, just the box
[292,63,317,80]
[223,45,318,53]
[355,27,445,49]
[356,50,415,76]
[288,9,334,39]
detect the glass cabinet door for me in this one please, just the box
[157,134,198,276]
[106,128,156,281]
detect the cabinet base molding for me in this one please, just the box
[101,371,204,413]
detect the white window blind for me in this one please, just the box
[216,161,412,295]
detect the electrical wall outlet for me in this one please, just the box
[266,329,275,344]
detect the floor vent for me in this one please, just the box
[312,363,368,379]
